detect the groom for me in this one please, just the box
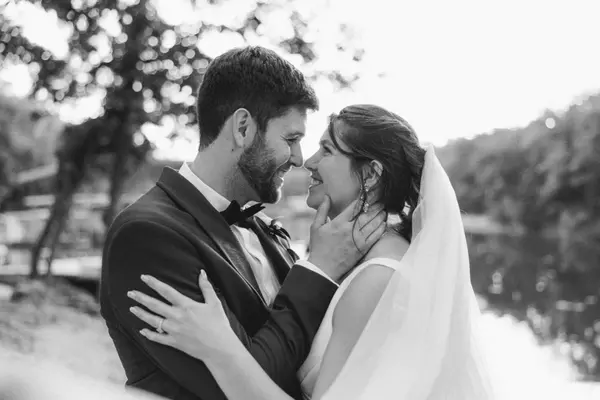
[100,46,386,400]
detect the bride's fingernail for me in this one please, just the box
[141,275,149,282]
[200,270,207,280]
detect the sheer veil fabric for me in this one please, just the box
[321,145,497,400]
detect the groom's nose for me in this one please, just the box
[289,143,303,167]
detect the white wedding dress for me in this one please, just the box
[296,146,496,400]
[297,257,404,399]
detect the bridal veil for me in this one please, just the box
[322,145,497,400]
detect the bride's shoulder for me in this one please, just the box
[331,232,410,332]
[364,230,410,264]
[332,262,394,327]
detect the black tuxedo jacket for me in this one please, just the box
[100,167,337,400]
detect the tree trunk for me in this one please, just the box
[103,132,129,228]
[43,202,71,278]
[29,182,76,278]
[0,190,13,212]
[29,202,58,279]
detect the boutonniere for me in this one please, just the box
[266,218,299,262]
[268,218,291,241]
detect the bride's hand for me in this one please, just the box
[127,270,237,362]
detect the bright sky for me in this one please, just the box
[312,0,600,150]
[2,0,600,160]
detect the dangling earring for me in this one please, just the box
[362,184,370,213]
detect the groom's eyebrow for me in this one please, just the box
[286,131,305,139]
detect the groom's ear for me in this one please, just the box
[231,108,257,148]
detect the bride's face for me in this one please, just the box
[304,127,361,218]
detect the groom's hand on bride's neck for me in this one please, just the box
[307,196,387,283]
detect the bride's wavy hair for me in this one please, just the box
[328,104,426,241]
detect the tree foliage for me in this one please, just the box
[1,0,365,276]
[0,93,62,205]
[439,93,600,379]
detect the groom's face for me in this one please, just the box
[238,107,306,203]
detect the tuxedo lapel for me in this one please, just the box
[247,217,296,284]
[155,167,265,305]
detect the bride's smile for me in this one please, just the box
[304,124,364,219]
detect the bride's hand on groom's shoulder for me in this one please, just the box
[307,196,387,283]
[127,271,237,363]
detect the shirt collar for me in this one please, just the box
[178,162,230,212]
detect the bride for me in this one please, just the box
[128,104,496,399]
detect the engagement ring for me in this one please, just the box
[157,317,165,334]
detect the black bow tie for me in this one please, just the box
[220,201,265,226]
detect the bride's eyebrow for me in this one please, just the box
[319,138,334,148]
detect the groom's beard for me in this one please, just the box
[238,135,287,204]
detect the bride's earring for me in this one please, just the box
[362,184,370,213]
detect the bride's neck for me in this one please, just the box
[363,226,405,259]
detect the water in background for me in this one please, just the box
[480,310,599,399]
[292,239,600,399]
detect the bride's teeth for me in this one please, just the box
[310,178,321,185]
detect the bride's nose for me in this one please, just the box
[304,151,319,171]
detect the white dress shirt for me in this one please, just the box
[178,163,336,305]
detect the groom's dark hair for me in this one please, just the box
[196,46,319,149]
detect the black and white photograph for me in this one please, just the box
[1,0,599,399]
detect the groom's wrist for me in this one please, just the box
[295,260,339,286]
